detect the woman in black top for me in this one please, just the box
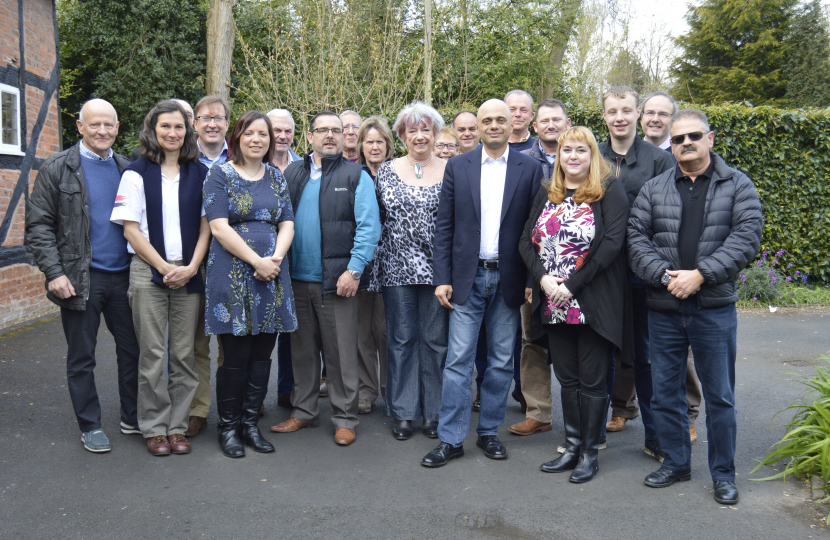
[519,126,631,483]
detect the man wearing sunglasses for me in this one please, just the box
[599,86,675,463]
[628,108,762,505]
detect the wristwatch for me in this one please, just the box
[661,273,672,286]
[348,269,361,280]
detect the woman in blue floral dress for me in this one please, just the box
[519,126,631,483]
[203,110,297,458]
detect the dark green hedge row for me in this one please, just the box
[566,103,830,283]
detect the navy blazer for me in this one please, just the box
[432,146,543,309]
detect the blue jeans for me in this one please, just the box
[649,301,738,481]
[474,322,522,394]
[437,267,521,446]
[276,333,293,398]
[383,285,449,421]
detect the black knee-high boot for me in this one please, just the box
[217,366,246,458]
[541,388,581,473]
[570,392,606,483]
[241,360,275,453]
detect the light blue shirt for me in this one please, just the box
[197,140,229,168]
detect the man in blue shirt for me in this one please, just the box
[271,111,380,446]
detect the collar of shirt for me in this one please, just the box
[658,137,671,150]
[674,154,715,182]
[481,145,509,165]
[538,140,556,164]
[309,152,322,179]
[78,140,113,161]
[197,139,229,167]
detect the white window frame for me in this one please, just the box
[0,82,24,156]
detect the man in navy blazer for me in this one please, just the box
[422,99,543,467]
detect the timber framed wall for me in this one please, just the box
[0,0,61,329]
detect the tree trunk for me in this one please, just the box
[424,0,432,105]
[207,0,237,99]
[541,0,583,99]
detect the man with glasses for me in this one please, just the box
[628,108,762,505]
[340,110,363,163]
[599,86,674,461]
[453,111,480,154]
[185,95,232,438]
[271,111,380,446]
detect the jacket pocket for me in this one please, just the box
[58,182,83,220]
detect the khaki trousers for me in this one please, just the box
[189,304,225,418]
[686,347,702,427]
[290,280,360,430]
[357,289,387,402]
[128,257,200,437]
[518,302,552,423]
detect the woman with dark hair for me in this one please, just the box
[203,110,297,458]
[519,126,631,483]
[111,100,210,456]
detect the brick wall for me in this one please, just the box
[0,0,60,329]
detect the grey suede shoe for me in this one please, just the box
[81,429,111,453]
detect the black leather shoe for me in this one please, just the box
[472,391,481,412]
[512,389,527,415]
[392,419,414,440]
[421,442,464,467]
[644,468,692,488]
[422,420,439,439]
[714,481,739,505]
[476,435,507,460]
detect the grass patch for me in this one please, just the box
[738,283,830,308]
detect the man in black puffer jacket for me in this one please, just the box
[628,109,763,506]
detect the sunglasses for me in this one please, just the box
[671,131,710,145]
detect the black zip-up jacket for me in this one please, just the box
[627,153,763,312]
[521,139,552,181]
[283,153,365,296]
[26,143,131,311]
[599,135,676,207]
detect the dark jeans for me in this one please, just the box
[546,323,613,397]
[650,301,738,481]
[276,333,293,398]
[60,269,139,432]
[474,321,522,393]
[383,284,449,421]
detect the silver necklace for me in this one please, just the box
[405,154,433,179]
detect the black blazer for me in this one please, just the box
[518,177,634,365]
[433,146,543,309]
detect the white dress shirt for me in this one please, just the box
[110,169,206,261]
[479,146,509,259]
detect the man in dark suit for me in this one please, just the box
[421,99,543,467]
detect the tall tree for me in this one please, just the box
[785,0,830,107]
[671,0,797,105]
[207,0,237,99]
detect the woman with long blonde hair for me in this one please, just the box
[519,126,632,483]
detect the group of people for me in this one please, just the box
[25,85,762,506]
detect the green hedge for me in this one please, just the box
[564,103,830,283]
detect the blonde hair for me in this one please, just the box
[437,126,460,146]
[547,126,611,205]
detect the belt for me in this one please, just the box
[478,259,499,269]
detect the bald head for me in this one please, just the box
[173,99,194,125]
[76,99,119,159]
[477,99,512,153]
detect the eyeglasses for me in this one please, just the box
[643,111,672,120]
[195,115,227,124]
[670,131,710,145]
[435,143,458,150]
[311,127,343,135]
[343,124,361,131]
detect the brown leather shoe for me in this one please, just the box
[147,435,171,456]
[605,416,627,432]
[319,377,329,397]
[277,395,292,409]
[690,427,698,444]
[472,391,481,412]
[185,416,207,437]
[271,417,310,433]
[509,417,552,436]
[334,428,355,446]
[168,433,191,454]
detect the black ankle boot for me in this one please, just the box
[570,392,607,483]
[541,389,581,473]
[217,366,246,458]
[241,360,275,453]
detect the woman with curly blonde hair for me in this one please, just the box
[518,126,632,483]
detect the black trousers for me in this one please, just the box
[219,333,278,370]
[60,269,139,432]
[546,323,614,398]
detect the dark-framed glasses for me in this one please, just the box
[196,115,227,124]
[435,143,458,150]
[671,131,710,145]
[311,127,343,135]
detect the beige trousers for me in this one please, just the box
[518,302,552,423]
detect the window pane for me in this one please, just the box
[2,91,18,146]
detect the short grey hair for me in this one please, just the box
[504,89,535,108]
[641,91,678,116]
[339,109,363,123]
[671,108,710,132]
[392,101,445,141]
[266,108,295,131]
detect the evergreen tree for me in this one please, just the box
[671,0,797,106]
[785,0,830,107]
